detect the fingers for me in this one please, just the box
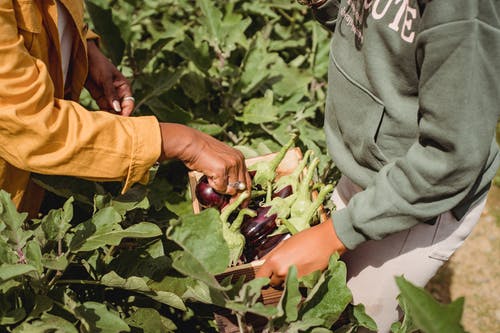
[115,77,135,116]
[204,147,248,196]
[101,67,134,116]
[159,123,249,197]
[120,96,135,116]
[256,258,286,289]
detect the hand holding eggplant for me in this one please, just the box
[255,219,346,288]
[159,123,251,196]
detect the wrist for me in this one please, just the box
[318,218,347,255]
[158,123,195,162]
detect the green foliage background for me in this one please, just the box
[83,0,335,177]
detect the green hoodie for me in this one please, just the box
[313,0,500,249]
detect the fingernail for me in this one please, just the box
[112,100,121,112]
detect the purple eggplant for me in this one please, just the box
[195,175,229,210]
[254,233,290,259]
[240,206,277,244]
[272,184,293,199]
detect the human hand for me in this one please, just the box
[158,123,252,196]
[85,40,135,116]
[255,219,346,287]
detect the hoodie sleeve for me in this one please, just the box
[332,1,500,249]
[0,0,162,194]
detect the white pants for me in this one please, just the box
[332,176,487,332]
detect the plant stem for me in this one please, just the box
[55,279,102,286]
[220,191,250,223]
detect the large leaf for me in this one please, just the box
[75,302,130,333]
[0,190,32,251]
[0,264,36,281]
[125,308,176,333]
[101,271,186,310]
[85,1,125,64]
[70,207,161,252]
[12,313,78,333]
[41,197,74,241]
[197,0,223,47]
[167,209,230,275]
[395,276,467,333]
[236,90,279,124]
[299,255,352,327]
[275,265,301,324]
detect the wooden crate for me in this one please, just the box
[188,148,324,332]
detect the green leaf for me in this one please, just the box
[277,265,301,323]
[41,253,69,271]
[125,308,177,333]
[175,37,211,72]
[391,292,419,333]
[24,295,54,322]
[285,318,328,332]
[225,277,278,318]
[240,35,281,95]
[271,64,311,97]
[352,303,378,331]
[95,186,150,217]
[86,1,125,64]
[198,0,223,47]
[25,240,43,274]
[0,237,17,264]
[0,306,26,326]
[0,264,36,281]
[137,68,184,109]
[395,276,467,333]
[187,119,224,136]
[0,190,32,251]
[41,197,74,241]
[236,90,279,124]
[300,255,352,327]
[167,209,230,275]
[182,280,227,307]
[12,313,78,333]
[101,271,150,292]
[75,302,130,333]
[31,175,99,206]
[70,207,161,252]
[170,250,224,290]
[101,271,186,310]
[180,72,209,103]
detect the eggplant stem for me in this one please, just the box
[220,191,249,223]
[230,208,257,232]
[303,184,334,226]
[268,134,298,172]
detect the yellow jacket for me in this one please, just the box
[0,0,161,214]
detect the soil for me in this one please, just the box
[425,185,500,332]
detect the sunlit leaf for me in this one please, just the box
[12,313,78,333]
[395,276,467,333]
[125,308,176,333]
[75,302,130,333]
